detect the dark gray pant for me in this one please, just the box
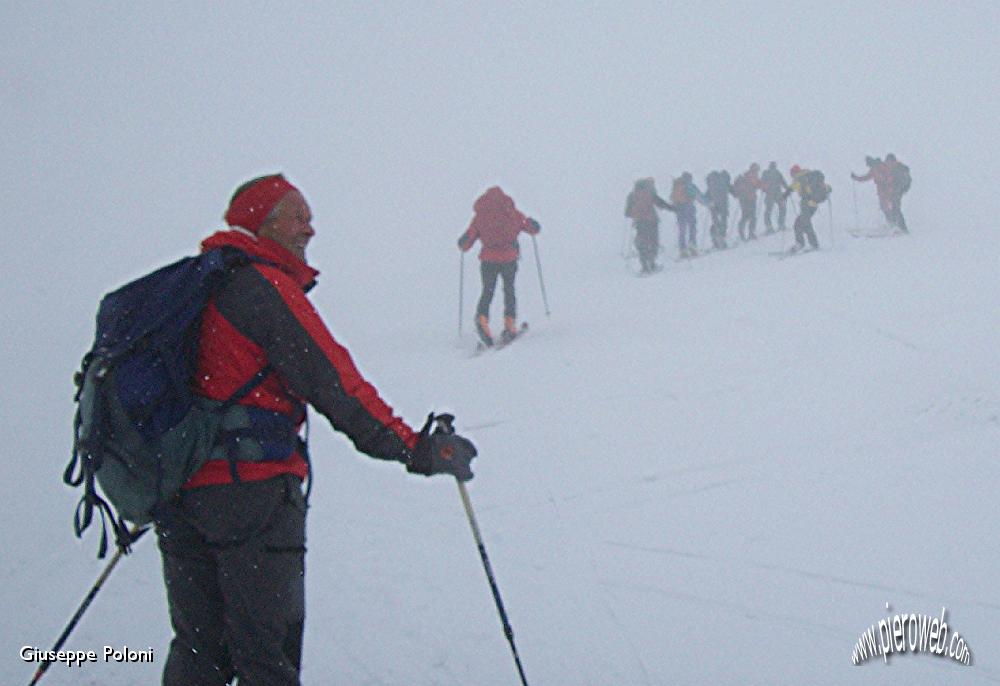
[634,221,660,271]
[888,194,908,232]
[763,194,787,231]
[157,475,307,686]
[709,204,729,248]
[738,198,757,239]
[793,204,820,249]
[477,260,518,319]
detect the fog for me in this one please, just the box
[2,3,998,684]
[4,3,995,359]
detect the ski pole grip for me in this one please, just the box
[433,413,456,435]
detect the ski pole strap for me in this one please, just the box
[433,413,456,435]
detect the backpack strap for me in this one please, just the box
[73,476,135,558]
[65,355,134,558]
[220,365,273,482]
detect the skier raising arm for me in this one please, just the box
[625,177,674,273]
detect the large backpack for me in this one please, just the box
[670,178,691,204]
[65,247,271,557]
[800,170,830,204]
[626,187,651,219]
[892,163,912,194]
[733,173,750,197]
[706,171,724,194]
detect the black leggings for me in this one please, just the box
[477,260,518,319]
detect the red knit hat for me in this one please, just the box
[789,164,802,177]
[225,174,299,234]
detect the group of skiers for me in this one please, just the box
[625,155,910,273]
[459,155,911,341]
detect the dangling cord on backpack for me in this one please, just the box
[72,464,136,559]
[302,408,313,504]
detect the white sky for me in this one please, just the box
[4,2,998,255]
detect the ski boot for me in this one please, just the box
[475,314,494,347]
[500,316,519,344]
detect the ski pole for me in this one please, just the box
[530,234,550,317]
[433,415,530,686]
[827,197,835,248]
[458,252,465,337]
[29,526,148,686]
[850,178,861,234]
[457,481,530,686]
[779,206,786,254]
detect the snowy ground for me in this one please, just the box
[3,211,997,685]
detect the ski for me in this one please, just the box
[847,228,904,238]
[673,249,713,262]
[496,321,528,349]
[474,322,529,354]
[769,247,818,260]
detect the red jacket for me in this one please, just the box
[732,169,763,201]
[458,186,539,263]
[855,163,894,209]
[185,229,418,488]
[625,180,671,225]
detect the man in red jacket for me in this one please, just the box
[851,156,898,229]
[457,186,541,346]
[157,174,476,686]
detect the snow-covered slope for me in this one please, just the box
[4,217,997,685]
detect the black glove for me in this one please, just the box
[407,413,478,481]
[527,218,541,232]
[457,234,470,250]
